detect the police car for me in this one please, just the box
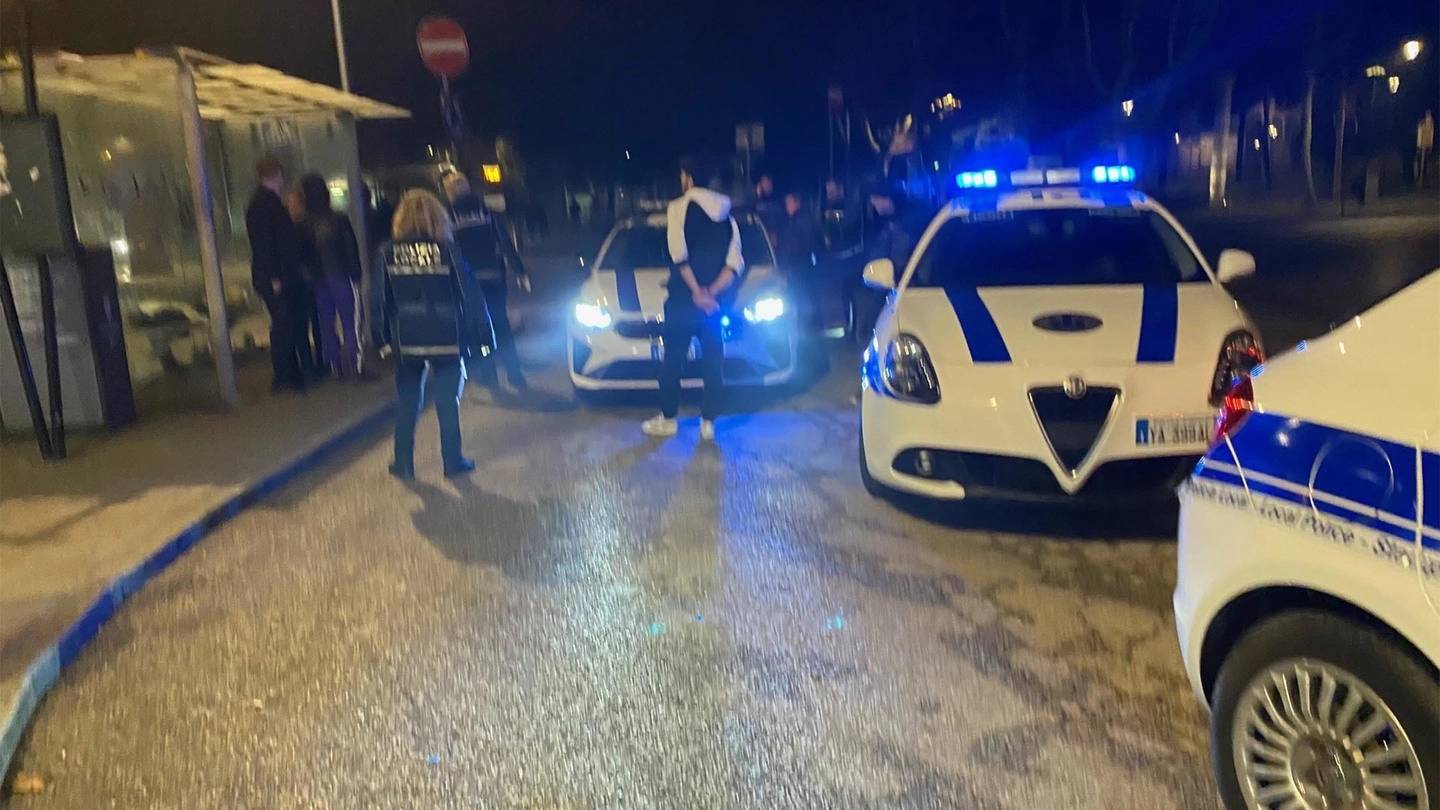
[858,165,1262,503]
[1175,269,1439,810]
[569,212,798,394]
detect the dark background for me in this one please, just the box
[2,0,1436,184]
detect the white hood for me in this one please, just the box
[898,283,1248,368]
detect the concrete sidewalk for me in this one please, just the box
[0,370,394,781]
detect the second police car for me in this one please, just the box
[859,165,1264,503]
[1175,270,1439,810]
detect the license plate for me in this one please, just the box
[1135,416,1213,446]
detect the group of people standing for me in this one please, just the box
[743,170,926,343]
[245,155,365,392]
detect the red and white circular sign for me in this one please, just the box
[416,16,469,78]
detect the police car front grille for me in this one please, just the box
[1029,386,1120,472]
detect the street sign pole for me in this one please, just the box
[330,0,351,93]
[417,16,471,175]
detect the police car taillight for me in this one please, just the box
[1212,376,1254,445]
[1209,330,1264,406]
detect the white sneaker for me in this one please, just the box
[700,419,716,442]
[642,415,678,437]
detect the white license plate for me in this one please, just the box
[1135,416,1212,446]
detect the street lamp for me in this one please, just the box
[1403,40,1422,62]
[1389,76,1401,94]
[1121,99,1134,117]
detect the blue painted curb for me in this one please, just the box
[0,400,394,783]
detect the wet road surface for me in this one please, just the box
[10,213,1435,809]
[10,297,1217,810]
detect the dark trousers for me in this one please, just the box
[658,300,723,420]
[304,288,324,374]
[394,354,466,470]
[475,281,524,386]
[314,276,360,376]
[262,286,310,388]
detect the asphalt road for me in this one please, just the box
[7,212,1435,810]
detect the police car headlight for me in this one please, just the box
[883,334,940,404]
[574,303,612,330]
[743,296,785,323]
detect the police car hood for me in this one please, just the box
[898,282,1246,367]
[582,263,777,316]
[1250,269,1440,449]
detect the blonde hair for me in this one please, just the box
[392,189,453,241]
[441,172,471,203]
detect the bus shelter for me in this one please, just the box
[0,47,408,414]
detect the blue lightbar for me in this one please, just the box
[956,165,1136,190]
[956,170,998,189]
[1091,164,1136,183]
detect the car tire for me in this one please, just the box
[858,421,889,499]
[1211,609,1439,810]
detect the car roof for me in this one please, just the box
[619,211,763,229]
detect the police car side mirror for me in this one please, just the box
[1216,249,1256,283]
[863,258,897,290]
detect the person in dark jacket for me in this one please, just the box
[297,174,364,378]
[443,173,530,391]
[774,192,823,329]
[854,180,923,344]
[642,157,745,442]
[372,189,494,478]
[245,155,309,392]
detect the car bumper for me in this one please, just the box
[860,384,1203,503]
[569,318,797,391]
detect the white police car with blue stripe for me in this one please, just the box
[569,212,798,393]
[1175,269,1439,810]
[859,165,1262,504]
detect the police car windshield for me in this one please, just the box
[909,208,1205,287]
[599,223,772,269]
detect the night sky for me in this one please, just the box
[4,0,1436,180]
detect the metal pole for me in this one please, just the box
[36,256,65,457]
[329,0,352,93]
[175,59,239,406]
[0,255,54,458]
[17,0,39,114]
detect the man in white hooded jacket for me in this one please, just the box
[642,157,745,441]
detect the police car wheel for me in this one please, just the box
[1211,610,1439,810]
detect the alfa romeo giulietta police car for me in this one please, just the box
[859,165,1263,503]
[1176,269,1439,810]
[569,212,797,394]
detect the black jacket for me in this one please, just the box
[665,188,744,301]
[774,210,820,270]
[372,238,494,358]
[451,193,525,286]
[299,211,363,283]
[245,187,303,294]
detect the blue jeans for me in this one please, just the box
[393,354,466,470]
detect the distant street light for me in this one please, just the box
[625,150,631,161]
[1389,76,1401,94]
[1365,65,1387,78]
[1403,40,1423,62]
[1121,99,1134,117]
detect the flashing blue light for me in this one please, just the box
[956,169,999,189]
[719,315,731,328]
[1091,164,1136,184]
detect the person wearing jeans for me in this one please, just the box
[642,157,744,442]
[373,189,493,478]
[297,174,364,377]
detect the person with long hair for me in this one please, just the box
[296,174,364,378]
[372,189,493,478]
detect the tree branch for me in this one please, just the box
[1078,0,1109,96]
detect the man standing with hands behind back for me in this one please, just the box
[246,154,309,392]
[641,157,744,443]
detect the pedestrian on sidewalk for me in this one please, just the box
[297,174,364,379]
[245,155,310,393]
[373,189,493,478]
[443,173,530,392]
[641,156,744,443]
